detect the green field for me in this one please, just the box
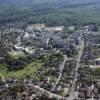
[0,61,44,79]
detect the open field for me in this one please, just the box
[0,61,44,79]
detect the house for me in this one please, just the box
[14,45,25,51]
[83,24,98,32]
[45,26,64,32]
[67,26,75,31]
[95,58,100,65]
[85,87,92,98]
[26,24,46,32]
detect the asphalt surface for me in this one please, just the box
[52,55,67,91]
[68,34,84,100]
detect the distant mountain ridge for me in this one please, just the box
[0,0,100,7]
[0,0,100,26]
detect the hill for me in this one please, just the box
[0,0,100,7]
[0,0,100,26]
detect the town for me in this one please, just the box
[0,23,100,100]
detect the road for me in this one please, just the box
[0,34,85,100]
[28,83,66,99]
[68,34,84,100]
[0,83,65,99]
[52,55,67,91]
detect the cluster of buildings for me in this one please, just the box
[78,80,100,99]
[4,24,81,59]
[0,23,100,100]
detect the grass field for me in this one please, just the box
[0,61,44,79]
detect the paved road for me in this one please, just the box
[90,43,100,46]
[28,83,66,100]
[0,34,85,100]
[0,81,66,99]
[0,81,66,100]
[68,34,84,100]
[52,55,67,91]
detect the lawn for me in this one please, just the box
[0,61,44,79]
[9,51,26,60]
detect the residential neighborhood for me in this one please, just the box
[0,22,100,100]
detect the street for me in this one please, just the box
[68,34,84,100]
[52,55,67,91]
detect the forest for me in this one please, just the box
[0,0,100,26]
